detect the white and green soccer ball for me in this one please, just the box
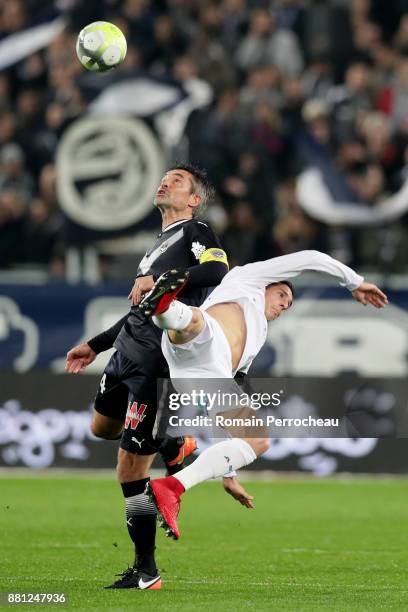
[76,21,127,72]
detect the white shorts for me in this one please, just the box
[161,310,233,379]
[161,311,243,442]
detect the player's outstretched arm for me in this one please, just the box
[352,281,388,308]
[222,476,254,509]
[66,311,129,373]
[65,342,97,374]
[232,250,365,292]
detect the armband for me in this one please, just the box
[199,248,229,267]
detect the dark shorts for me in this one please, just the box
[94,350,169,455]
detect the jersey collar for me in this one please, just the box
[161,218,192,234]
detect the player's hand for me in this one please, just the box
[222,476,254,509]
[352,282,388,308]
[65,342,97,374]
[128,275,155,306]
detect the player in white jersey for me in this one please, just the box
[138,250,388,539]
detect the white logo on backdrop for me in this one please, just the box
[57,115,164,230]
[0,400,98,468]
[297,167,408,226]
[0,297,39,372]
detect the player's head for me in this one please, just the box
[264,281,294,321]
[154,163,214,217]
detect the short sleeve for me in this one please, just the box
[184,221,229,268]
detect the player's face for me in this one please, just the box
[154,169,200,214]
[264,284,293,321]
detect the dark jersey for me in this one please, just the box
[114,218,227,365]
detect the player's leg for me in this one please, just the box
[155,306,204,345]
[139,269,205,344]
[106,361,195,589]
[106,449,162,590]
[147,437,269,539]
[172,436,269,489]
[91,411,123,440]
[117,449,158,578]
[148,379,270,539]
[115,436,198,583]
[104,359,162,590]
[92,352,129,439]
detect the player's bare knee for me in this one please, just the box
[91,414,122,440]
[91,421,109,439]
[255,438,270,456]
[245,437,270,457]
[91,422,121,440]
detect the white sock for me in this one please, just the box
[174,439,257,491]
[152,300,193,331]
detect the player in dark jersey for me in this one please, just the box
[65,164,231,590]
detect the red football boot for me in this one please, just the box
[139,269,189,317]
[145,476,185,540]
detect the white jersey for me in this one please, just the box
[200,250,364,375]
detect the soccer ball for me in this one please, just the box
[76,21,127,72]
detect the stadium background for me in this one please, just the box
[1,0,408,476]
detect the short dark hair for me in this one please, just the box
[267,280,295,299]
[168,162,215,216]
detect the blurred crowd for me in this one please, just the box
[1,0,408,277]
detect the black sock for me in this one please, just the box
[159,436,184,463]
[121,479,157,575]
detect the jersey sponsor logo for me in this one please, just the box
[138,228,185,275]
[199,248,228,266]
[131,437,145,448]
[125,402,148,430]
[191,241,206,260]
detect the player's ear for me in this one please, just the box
[189,192,201,211]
